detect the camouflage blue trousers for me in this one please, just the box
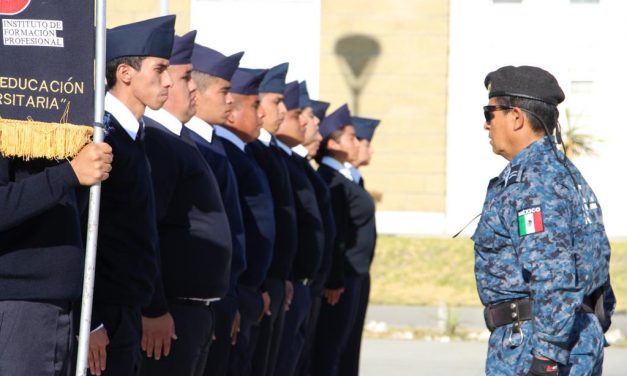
[485,312,604,375]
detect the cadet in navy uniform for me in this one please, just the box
[293,99,337,376]
[339,115,380,376]
[245,63,299,376]
[86,15,175,376]
[212,68,276,376]
[273,81,325,376]
[474,66,614,376]
[0,121,111,374]
[185,44,247,376]
[140,31,232,376]
[312,104,376,376]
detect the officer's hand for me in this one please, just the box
[526,356,559,376]
[324,288,345,306]
[70,142,113,186]
[141,313,177,360]
[284,280,294,312]
[88,326,109,375]
[260,291,271,321]
[231,310,241,345]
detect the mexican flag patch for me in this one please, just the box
[518,207,544,236]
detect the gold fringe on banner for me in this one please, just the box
[0,118,93,160]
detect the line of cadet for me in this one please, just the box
[0,15,382,376]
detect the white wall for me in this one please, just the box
[190,0,321,97]
[447,0,627,238]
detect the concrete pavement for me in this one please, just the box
[360,338,627,376]
[359,305,627,374]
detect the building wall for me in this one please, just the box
[106,0,190,33]
[319,0,450,213]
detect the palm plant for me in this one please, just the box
[561,108,601,159]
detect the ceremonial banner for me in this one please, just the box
[0,0,94,159]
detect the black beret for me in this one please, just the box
[484,65,565,105]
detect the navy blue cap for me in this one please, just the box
[259,63,289,94]
[283,81,300,111]
[230,68,267,95]
[320,104,352,139]
[298,81,311,109]
[191,44,244,81]
[352,116,380,142]
[170,30,196,65]
[106,15,176,62]
[311,100,331,122]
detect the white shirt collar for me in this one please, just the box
[144,108,183,136]
[322,156,354,181]
[345,162,362,183]
[105,92,141,140]
[214,125,246,152]
[185,116,214,143]
[275,138,292,156]
[292,144,309,158]
[257,128,272,146]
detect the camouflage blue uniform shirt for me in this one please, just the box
[472,136,612,365]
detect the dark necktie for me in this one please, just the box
[136,120,145,142]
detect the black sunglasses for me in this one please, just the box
[483,105,513,123]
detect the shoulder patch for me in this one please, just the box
[517,206,544,236]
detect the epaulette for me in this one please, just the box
[502,165,524,188]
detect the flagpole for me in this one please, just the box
[75,0,106,374]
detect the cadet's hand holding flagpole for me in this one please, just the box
[76,0,107,374]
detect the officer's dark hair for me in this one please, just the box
[314,129,343,164]
[105,56,146,89]
[494,96,559,136]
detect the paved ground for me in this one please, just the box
[359,305,627,374]
[360,338,627,375]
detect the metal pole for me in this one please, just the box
[75,0,106,374]
[160,0,168,16]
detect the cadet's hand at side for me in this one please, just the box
[260,291,271,321]
[284,280,294,312]
[141,313,177,360]
[88,326,109,376]
[70,142,113,186]
[231,310,241,345]
[324,288,344,306]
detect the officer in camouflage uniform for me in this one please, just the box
[472,65,615,376]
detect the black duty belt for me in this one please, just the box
[484,297,532,332]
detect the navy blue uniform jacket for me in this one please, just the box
[0,157,83,300]
[298,156,336,279]
[188,128,247,298]
[143,118,232,316]
[279,150,324,280]
[317,164,376,288]
[247,140,297,281]
[219,137,275,289]
[93,113,159,314]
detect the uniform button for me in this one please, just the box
[510,303,517,309]
[512,312,518,318]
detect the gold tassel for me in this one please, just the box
[0,118,93,160]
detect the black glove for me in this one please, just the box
[527,357,559,376]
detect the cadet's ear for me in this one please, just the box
[327,137,341,152]
[116,63,135,85]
